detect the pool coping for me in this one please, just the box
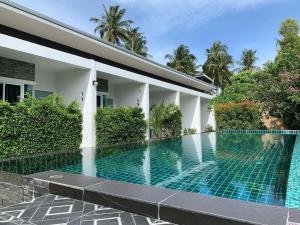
[23,170,300,225]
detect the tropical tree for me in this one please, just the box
[125,27,149,57]
[239,49,258,71]
[253,18,300,129]
[202,41,233,90]
[209,70,258,108]
[275,18,300,72]
[150,103,182,139]
[90,4,133,45]
[165,45,199,75]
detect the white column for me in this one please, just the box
[81,60,97,147]
[175,91,180,106]
[193,96,201,133]
[141,83,150,140]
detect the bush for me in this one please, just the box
[215,101,261,130]
[204,125,214,133]
[0,95,82,159]
[95,107,146,146]
[150,103,182,139]
[183,128,197,135]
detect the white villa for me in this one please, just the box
[0,0,216,147]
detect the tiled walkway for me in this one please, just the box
[0,194,175,225]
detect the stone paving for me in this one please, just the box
[0,194,175,225]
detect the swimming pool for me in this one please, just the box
[57,132,297,207]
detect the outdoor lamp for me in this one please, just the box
[93,80,98,86]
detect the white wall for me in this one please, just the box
[34,65,57,92]
[201,98,216,131]
[180,95,201,132]
[57,69,87,109]
[114,82,144,107]
[149,90,177,108]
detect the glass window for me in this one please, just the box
[5,84,21,105]
[97,95,102,108]
[97,79,109,93]
[103,95,114,108]
[24,84,33,97]
[0,83,3,101]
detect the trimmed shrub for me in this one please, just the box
[0,95,82,159]
[95,107,147,146]
[215,101,261,130]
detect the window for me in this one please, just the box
[24,84,33,97]
[97,95,102,108]
[5,83,21,105]
[97,79,109,93]
[103,95,114,108]
[0,83,3,100]
[0,81,35,104]
[97,94,114,108]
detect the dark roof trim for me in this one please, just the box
[0,0,215,92]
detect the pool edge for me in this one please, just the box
[23,170,297,225]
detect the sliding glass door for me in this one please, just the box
[96,94,114,108]
[5,83,21,105]
[0,83,3,101]
[0,81,22,105]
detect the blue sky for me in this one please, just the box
[10,0,300,67]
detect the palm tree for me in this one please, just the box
[125,27,149,57]
[239,49,258,71]
[90,4,133,45]
[165,45,199,75]
[202,41,233,90]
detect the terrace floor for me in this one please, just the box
[0,194,175,225]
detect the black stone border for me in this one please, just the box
[24,170,299,225]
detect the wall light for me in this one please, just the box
[93,80,98,86]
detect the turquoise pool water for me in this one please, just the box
[57,132,297,207]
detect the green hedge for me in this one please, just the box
[95,107,147,146]
[215,101,261,130]
[0,95,82,159]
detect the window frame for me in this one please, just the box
[0,77,35,102]
[0,82,3,101]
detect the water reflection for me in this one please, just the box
[81,148,97,177]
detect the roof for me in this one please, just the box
[0,0,216,93]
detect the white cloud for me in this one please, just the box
[105,0,278,36]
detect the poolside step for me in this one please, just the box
[25,171,293,225]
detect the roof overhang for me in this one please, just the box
[0,0,216,93]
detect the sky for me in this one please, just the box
[10,0,300,67]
